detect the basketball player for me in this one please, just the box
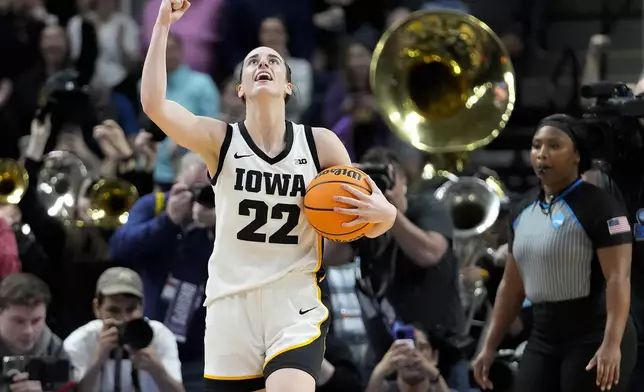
[141,1,398,391]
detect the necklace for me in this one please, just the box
[540,178,583,215]
[540,196,554,215]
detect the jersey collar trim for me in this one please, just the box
[238,121,294,165]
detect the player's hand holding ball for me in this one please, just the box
[334,175,396,225]
[156,0,191,27]
[304,165,397,242]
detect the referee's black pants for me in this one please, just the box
[515,298,637,392]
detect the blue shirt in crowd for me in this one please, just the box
[109,192,213,362]
[148,66,220,185]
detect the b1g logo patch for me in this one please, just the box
[634,209,644,241]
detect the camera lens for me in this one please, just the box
[193,185,215,209]
[118,319,153,350]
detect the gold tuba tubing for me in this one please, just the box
[37,151,139,228]
[85,178,139,229]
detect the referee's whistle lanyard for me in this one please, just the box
[539,178,583,209]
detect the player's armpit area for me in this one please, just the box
[311,127,352,169]
[146,100,225,173]
[145,100,226,159]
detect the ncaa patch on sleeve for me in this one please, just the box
[607,216,630,235]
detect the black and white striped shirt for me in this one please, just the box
[509,179,631,303]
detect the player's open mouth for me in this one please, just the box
[255,72,273,82]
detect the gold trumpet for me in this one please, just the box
[0,153,139,229]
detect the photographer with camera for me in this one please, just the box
[0,274,69,392]
[325,147,470,391]
[109,152,215,390]
[64,267,183,392]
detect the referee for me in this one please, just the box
[472,114,637,392]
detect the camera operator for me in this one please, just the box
[109,152,215,389]
[64,267,183,392]
[0,273,68,392]
[325,147,470,391]
[576,46,644,389]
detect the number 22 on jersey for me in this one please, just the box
[233,167,307,245]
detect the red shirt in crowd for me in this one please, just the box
[0,219,21,277]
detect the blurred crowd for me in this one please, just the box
[0,0,626,391]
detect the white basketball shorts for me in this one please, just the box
[203,271,329,392]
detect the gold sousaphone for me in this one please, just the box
[0,153,139,229]
[370,9,516,236]
[370,10,516,336]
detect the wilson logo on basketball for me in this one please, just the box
[304,165,374,242]
[316,167,364,181]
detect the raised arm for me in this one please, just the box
[140,0,224,173]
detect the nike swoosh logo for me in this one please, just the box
[234,152,254,159]
[299,307,317,315]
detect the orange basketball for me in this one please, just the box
[304,165,375,242]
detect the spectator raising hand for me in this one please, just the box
[134,131,158,172]
[93,120,133,160]
[93,120,137,179]
[53,129,102,176]
[24,116,51,161]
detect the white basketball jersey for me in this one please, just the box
[204,121,322,303]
